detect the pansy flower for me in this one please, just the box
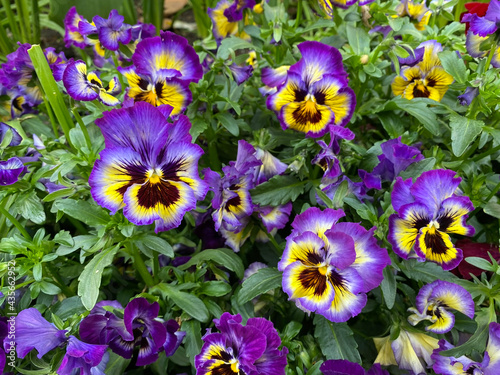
[395,0,432,31]
[89,102,208,232]
[208,0,255,44]
[388,169,475,270]
[374,329,439,375]
[392,40,454,101]
[267,41,356,138]
[58,336,108,375]
[260,65,290,96]
[407,280,474,334]
[79,9,132,51]
[432,322,500,374]
[63,60,121,106]
[462,0,500,68]
[461,2,490,34]
[320,0,375,12]
[195,312,288,375]
[0,157,25,186]
[119,31,202,115]
[63,6,88,49]
[279,208,390,322]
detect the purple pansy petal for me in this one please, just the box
[279,231,327,271]
[323,229,357,270]
[0,157,25,185]
[398,47,425,66]
[290,207,345,239]
[470,14,497,36]
[331,222,391,292]
[229,63,253,85]
[424,281,475,319]
[63,60,99,101]
[439,196,475,237]
[259,202,292,232]
[254,147,288,184]
[133,31,203,83]
[0,123,21,147]
[391,177,414,212]
[63,7,88,48]
[289,41,348,84]
[15,308,67,359]
[164,320,185,356]
[485,322,500,374]
[320,268,367,322]
[123,298,166,350]
[57,336,108,375]
[359,169,382,190]
[320,359,365,375]
[465,31,489,58]
[261,66,290,88]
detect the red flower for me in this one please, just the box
[452,239,500,279]
[461,2,490,34]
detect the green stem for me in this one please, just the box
[31,0,40,43]
[45,263,75,297]
[129,243,155,287]
[471,144,500,162]
[14,0,28,43]
[454,0,465,22]
[294,0,302,30]
[122,0,137,25]
[484,43,497,72]
[260,224,282,255]
[72,108,92,151]
[0,204,31,240]
[42,91,59,138]
[1,0,21,42]
[153,252,160,283]
[0,23,11,54]
[485,181,500,203]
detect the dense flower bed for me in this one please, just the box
[0,0,499,374]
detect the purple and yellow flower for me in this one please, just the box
[395,0,432,30]
[258,202,292,233]
[279,207,390,322]
[63,60,121,106]
[392,40,453,102]
[260,65,290,96]
[407,280,474,334]
[253,147,288,185]
[15,308,68,359]
[359,137,424,190]
[119,31,202,114]
[63,6,88,49]
[267,41,355,138]
[208,0,255,43]
[374,329,439,375]
[388,169,475,270]
[320,0,375,12]
[229,63,253,85]
[195,312,288,375]
[320,360,389,375]
[79,9,132,51]
[432,322,500,374]
[0,157,25,186]
[89,102,207,232]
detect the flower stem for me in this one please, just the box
[129,242,155,287]
[72,108,93,152]
[484,43,497,72]
[45,263,75,297]
[0,203,31,241]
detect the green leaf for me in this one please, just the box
[399,157,436,180]
[215,112,239,137]
[313,315,361,363]
[104,352,131,375]
[438,51,467,84]
[237,268,282,304]
[401,259,458,283]
[250,175,307,206]
[390,98,439,135]
[53,199,110,226]
[465,257,494,271]
[28,45,74,145]
[380,266,397,309]
[179,248,244,279]
[182,319,203,366]
[134,234,174,257]
[153,283,209,322]
[78,245,120,310]
[483,201,500,219]
[42,188,74,202]
[378,112,405,139]
[449,113,484,157]
[54,230,74,247]
[441,308,495,357]
[11,190,46,224]
[217,36,258,60]
[190,116,208,141]
[199,281,232,297]
[346,24,370,55]
[39,281,61,295]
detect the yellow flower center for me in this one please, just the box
[146,169,163,184]
[318,265,329,276]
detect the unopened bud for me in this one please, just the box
[360,55,369,64]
